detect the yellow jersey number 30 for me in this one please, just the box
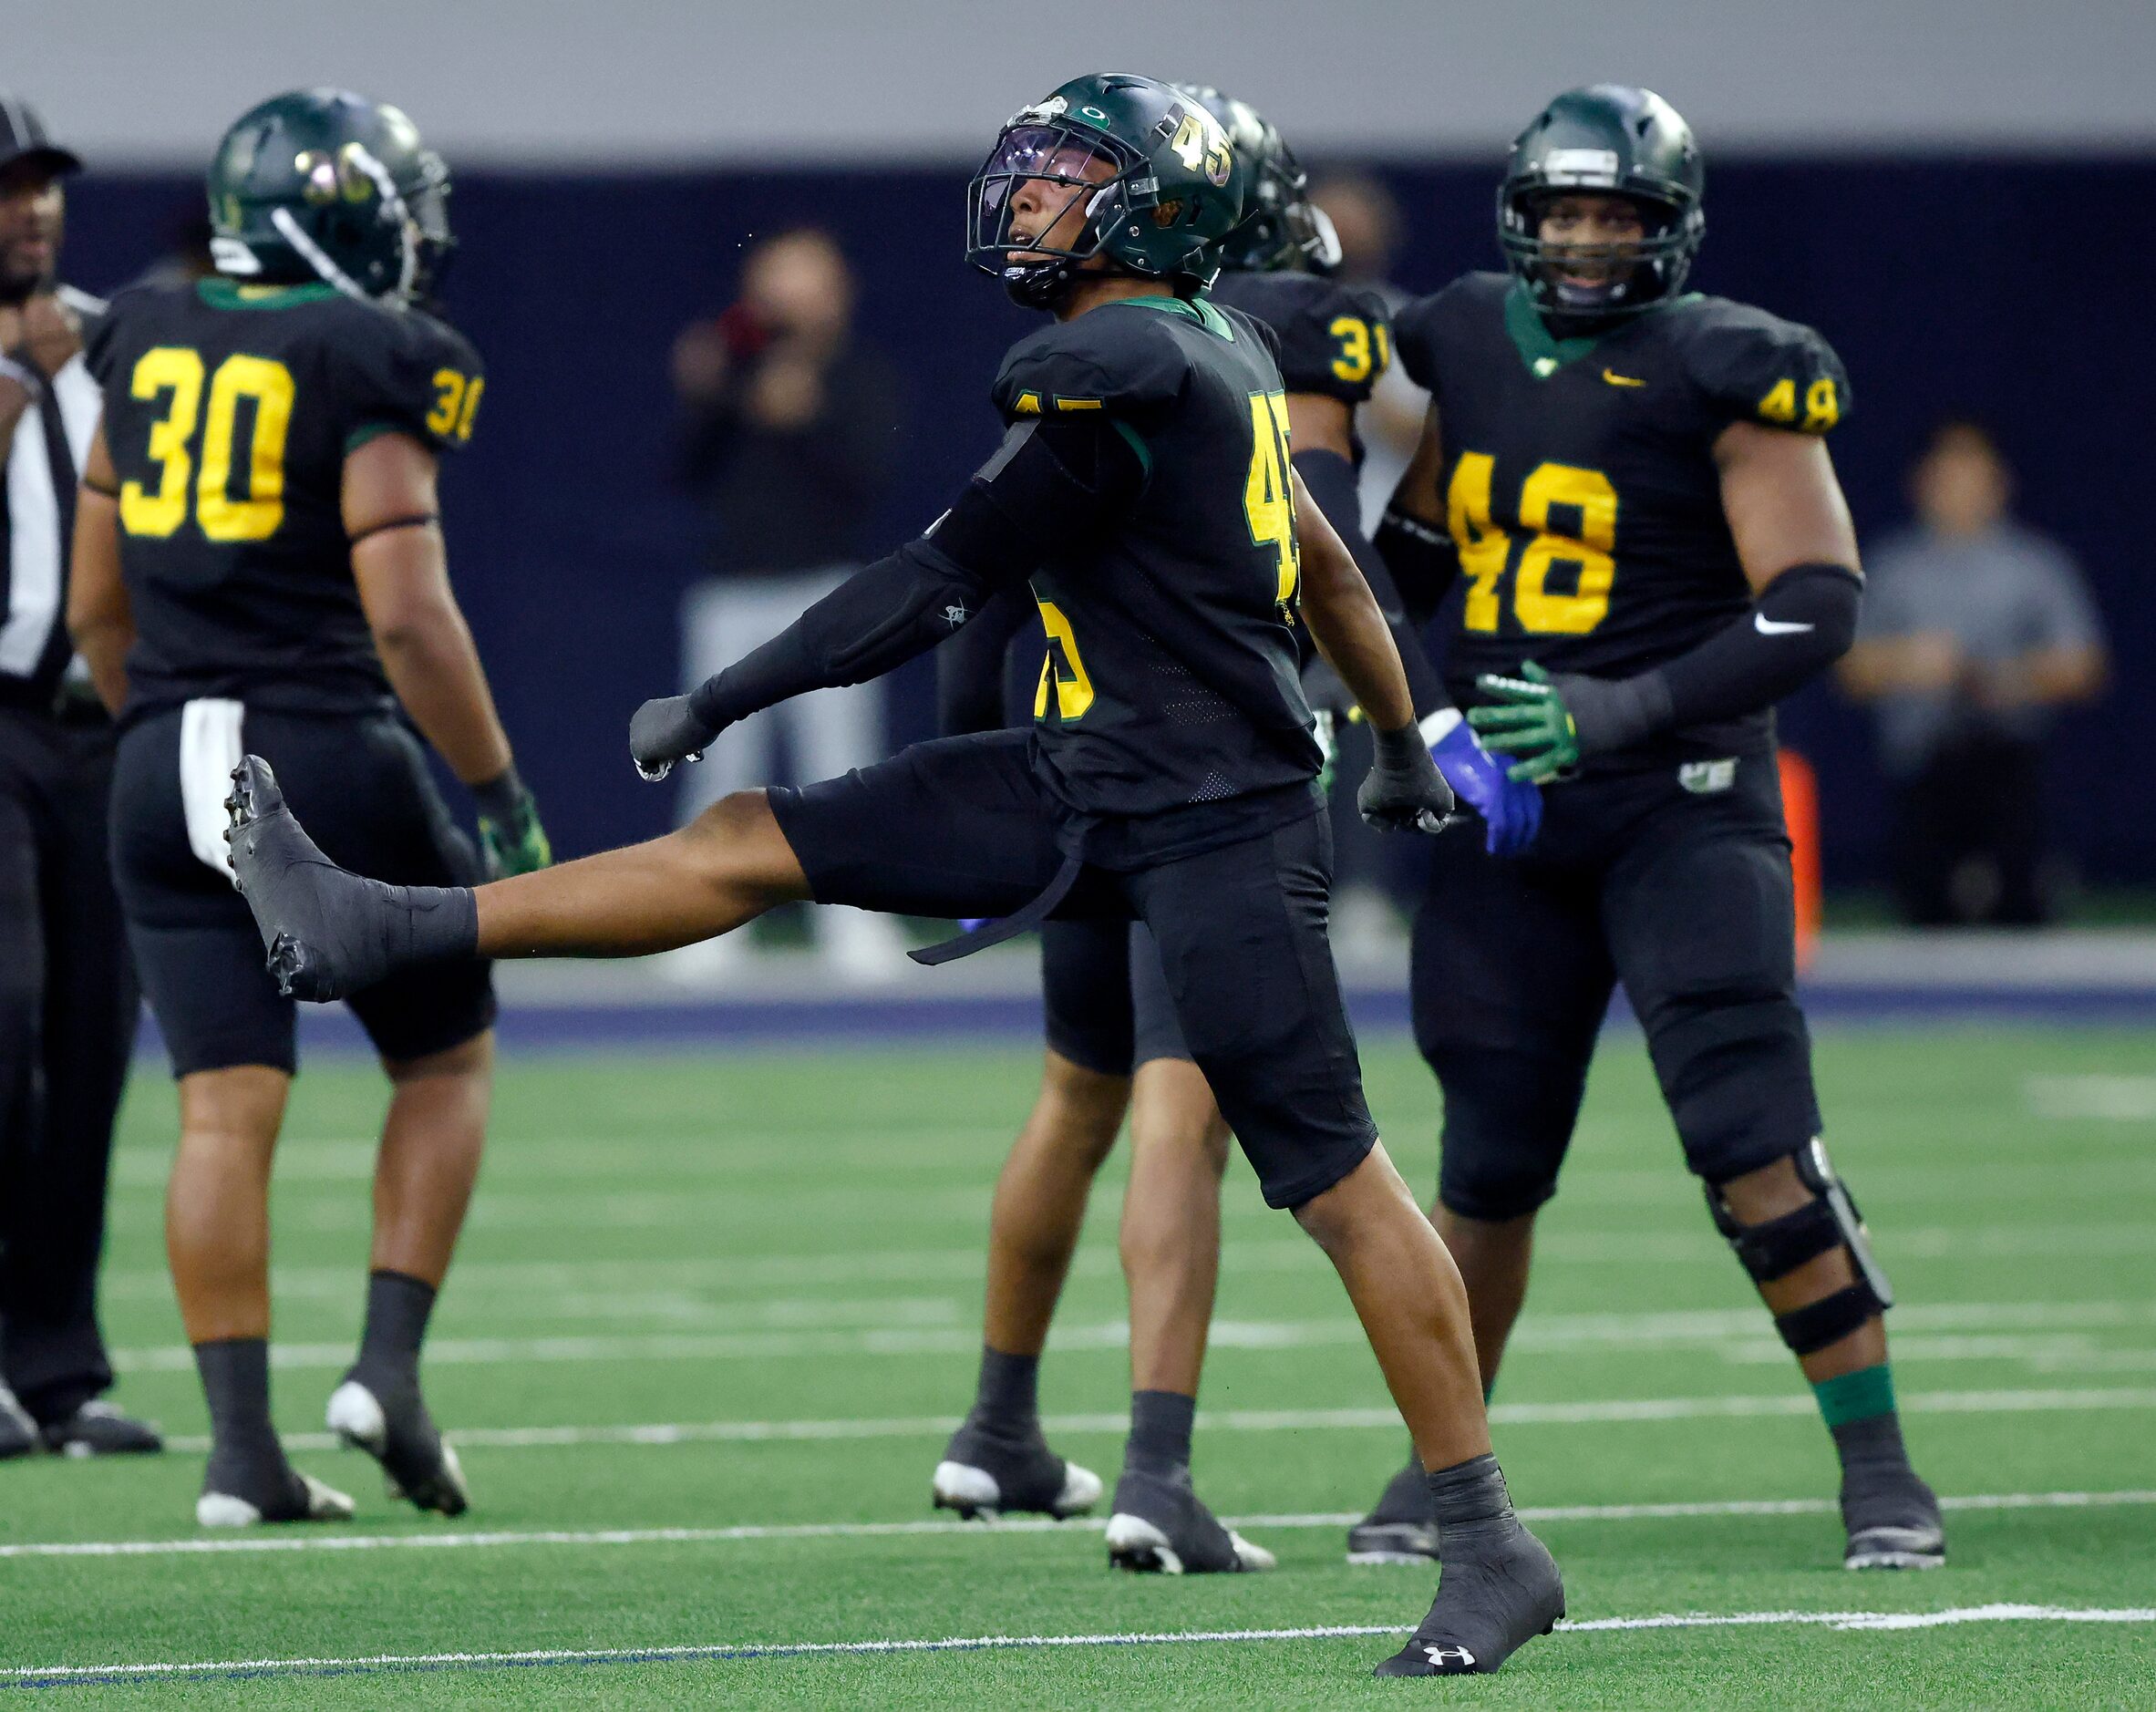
[119,347,295,542]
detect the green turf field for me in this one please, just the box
[4,1025,2153,1707]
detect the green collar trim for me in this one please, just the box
[1501,282,1700,379]
[197,278,342,312]
[1113,293,1234,342]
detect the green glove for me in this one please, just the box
[472,767,553,879]
[1467,662,1580,784]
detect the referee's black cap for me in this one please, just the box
[0,95,82,180]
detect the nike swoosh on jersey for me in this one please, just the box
[1754,614,1816,635]
[1602,369,1647,387]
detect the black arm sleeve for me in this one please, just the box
[936,584,1033,736]
[687,416,1141,731]
[1562,562,1864,754]
[1656,561,1862,725]
[1374,506,1461,634]
[1295,447,1449,719]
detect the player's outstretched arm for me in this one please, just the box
[1473,423,1863,782]
[1292,468,1453,834]
[345,432,551,877]
[67,428,135,715]
[632,415,1140,780]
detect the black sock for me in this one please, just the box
[1126,1389,1196,1477]
[1831,1409,1913,1480]
[354,1271,437,1390]
[1426,1453,1520,1554]
[396,885,480,964]
[194,1338,284,1482]
[970,1346,1039,1432]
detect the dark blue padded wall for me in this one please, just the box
[61,158,2152,882]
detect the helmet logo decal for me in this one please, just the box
[1543,148,1621,184]
[1166,108,1233,188]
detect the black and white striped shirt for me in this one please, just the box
[0,284,105,711]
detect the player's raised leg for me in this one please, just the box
[225,767,812,995]
[166,1067,353,1526]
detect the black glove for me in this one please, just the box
[1358,721,1456,834]
[630,695,720,782]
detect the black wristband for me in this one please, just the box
[469,764,528,823]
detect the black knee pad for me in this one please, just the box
[1429,1047,1587,1222]
[1707,1138,1893,1355]
[1650,994,1822,1183]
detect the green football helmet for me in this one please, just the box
[206,88,452,304]
[967,73,1248,309]
[1171,85,1338,275]
[1499,85,1704,324]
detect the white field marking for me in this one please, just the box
[152,1387,2156,1457]
[7,1608,2156,1687]
[2025,1073,2156,1120]
[5,1490,2152,1564]
[88,1219,2156,1305]
[102,1299,2156,1374]
[108,1129,1032,1189]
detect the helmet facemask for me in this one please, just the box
[1499,184,1701,329]
[966,110,1152,309]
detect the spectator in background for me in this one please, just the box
[1839,419,2108,925]
[670,229,904,974]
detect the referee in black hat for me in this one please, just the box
[0,94,159,1458]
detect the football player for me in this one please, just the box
[926,86,1539,1578]
[223,74,1565,1676]
[1346,85,1944,1573]
[68,89,551,1525]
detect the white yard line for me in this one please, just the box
[91,1221,2156,1300]
[3,1488,2150,1563]
[5,1605,2151,1685]
[152,1385,2156,1456]
[104,1300,2156,1373]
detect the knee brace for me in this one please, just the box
[1706,1138,1893,1356]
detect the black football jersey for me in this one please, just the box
[1394,271,1849,767]
[87,277,483,720]
[1207,271,1391,408]
[992,294,1320,837]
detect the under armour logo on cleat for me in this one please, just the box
[1422,1645,1477,1667]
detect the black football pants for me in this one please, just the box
[0,705,136,1422]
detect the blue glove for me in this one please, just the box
[1423,708,1543,856]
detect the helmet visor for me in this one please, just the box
[967,121,1137,275]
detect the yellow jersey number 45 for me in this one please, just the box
[1243,389,1298,615]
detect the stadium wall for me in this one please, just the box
[62,157,2153,887]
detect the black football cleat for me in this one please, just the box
[327,1376,469,1517]
[40,1400,163,1458]
[932,1417,1102,1521]
[224,756,400,1001]
[1104,1463,1274,1574]
[1843,1466,1946,1570]
[1372,1522,1564,1676]
[197,1457,354,1529]
[1347,1458,1440,1565]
